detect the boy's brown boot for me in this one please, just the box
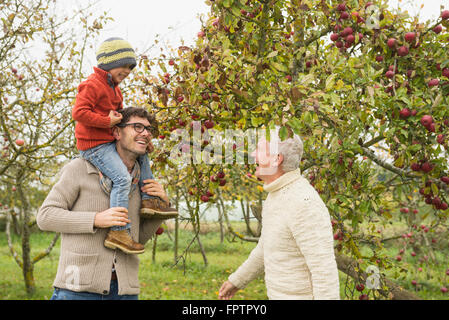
[104,229,145,254]
[140,198,178,219]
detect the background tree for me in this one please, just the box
[0,0,110,295]
[129,0,449,299]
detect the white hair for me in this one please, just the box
[268,126,304,172]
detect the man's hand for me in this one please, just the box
[109,110,123,127]
[218,281,239,300]
[141,179,169,204]
[94,207,130,228]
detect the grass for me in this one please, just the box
[1,220,448,300]
[0,222,268,300]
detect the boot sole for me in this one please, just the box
[140,213,179,219]
[104,240,145,254]
[140,209,178,219]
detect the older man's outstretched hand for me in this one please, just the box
[218,280,239,300]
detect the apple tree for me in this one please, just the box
[0,0,110,295]
[129,0,449,299]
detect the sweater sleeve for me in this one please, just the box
[286,196,340,300]
[37,161,97,234]
[72,81,111,128]
[228,237,264,289]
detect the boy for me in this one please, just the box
[72,37,177,255]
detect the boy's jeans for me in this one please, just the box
[80,142,156,231]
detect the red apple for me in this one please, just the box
[177,96,184,103]
[385,70,395,79]
[441,287,448,293]
[433,25,443,34]
[169,59,175,66]
[198,31,205,38]
[397,46,409,56]
[375,55,383,62]
[400,207,409,214]
[340,11,349,19]
[156,227,164,235]
[404,32,416,42]
[342,27,353,36]
[442,68,449,78]
[15,139,24,146]
[437,134,445,144]
[399,108,411,119]
[441,10,449,20]
[411,163,421,171]
[204,120,214,129]
[330,33,340,41]
[286,75,292,82]
[428,78,440,87]
[201,195,210,202]
[440,176,449,184]
[387,38,396,48]
[420,115,433,127]
[219,179,227,186]
[337,3,346,11]
[421,162,433,173]
[345,34,355,44]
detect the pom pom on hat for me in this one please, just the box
[96,37,136,71]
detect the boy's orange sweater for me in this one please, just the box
[72,67,123,151]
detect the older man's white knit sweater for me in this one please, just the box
[228,168,340,300]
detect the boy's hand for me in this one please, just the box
[109,110,123,127]
[146,141,154,154]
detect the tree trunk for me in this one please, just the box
[196,234,208,267]
[174,217,179,264]
[335,254,421,300]
[216,199,224,243]
[18,183,35,295]
[152,236,157,263]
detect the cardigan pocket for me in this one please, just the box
[62,251,99,289]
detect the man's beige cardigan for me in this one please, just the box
[37,158,164,296]
[228,169,340,299]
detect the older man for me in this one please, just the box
[219,129,340,300]
[37,107,167,300]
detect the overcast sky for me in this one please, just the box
[62,0,447,69]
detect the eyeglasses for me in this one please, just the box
[116,122,155,135]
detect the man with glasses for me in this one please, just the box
[37,107,175,299]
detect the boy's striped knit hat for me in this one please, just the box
[96,37,137,71]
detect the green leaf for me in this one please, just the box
[325,74,337,91]
[279,126,288,141]
[270,61,289,73]
[222,0,234,8]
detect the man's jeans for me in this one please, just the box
[50,280,138,300]
[80,142,155,231]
